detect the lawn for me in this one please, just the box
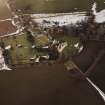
[0,34,35,64]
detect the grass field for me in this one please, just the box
[15,0,92,13]
[15,0,105,14]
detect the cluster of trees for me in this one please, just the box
[3,50,12,65]
[0,40,12,65]
[26,30,35,44]
[0,41,5,49]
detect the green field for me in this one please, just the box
[15,0,105,13]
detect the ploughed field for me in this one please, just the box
[0,63,104,105]
[0,20,16,36]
